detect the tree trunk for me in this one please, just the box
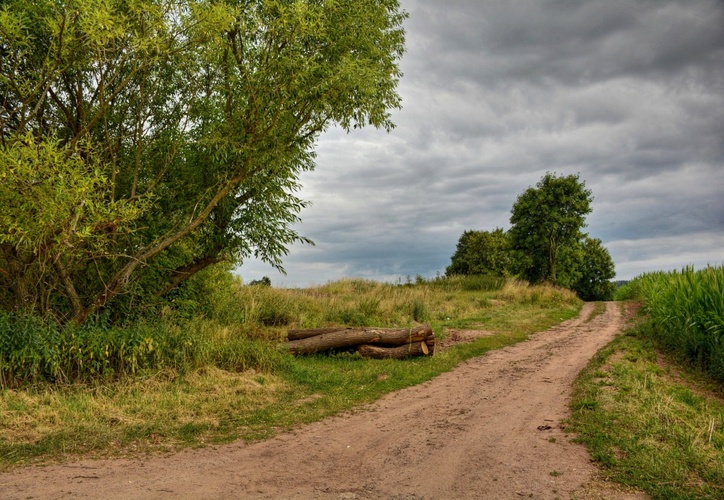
[286,325,433,355]
[288,327,351,341]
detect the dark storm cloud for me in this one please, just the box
[412,0,724,87]
[240,0,724,287]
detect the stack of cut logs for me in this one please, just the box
[286,324,435,359]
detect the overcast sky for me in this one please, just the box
[240,0,724,288]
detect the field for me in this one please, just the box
[616,265,724,382]
[3,268,723,498]
[0,275,581,469]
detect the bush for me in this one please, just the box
[0,314,198,387]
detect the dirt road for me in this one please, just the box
[1,302,647,499]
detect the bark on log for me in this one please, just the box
[287,327,350,341]
[357,342,432,359]
[286,325,433,355]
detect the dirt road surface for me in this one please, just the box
[1,302,647,499]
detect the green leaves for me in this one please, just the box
[509,172,593,285]
[447,173,614,301]
[628,266,724,382]
[0,136,143,254]
[573,237,616,301]
[446,228,512,277]
[1,0,406,323]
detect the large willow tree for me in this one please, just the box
[0,0,406,323]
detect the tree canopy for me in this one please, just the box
[446,228,511,277]
[0,0,407,324]
[447,173,616,301]
[509,172,592,286]
[572,237,616,301]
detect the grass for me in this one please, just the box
[584,301,607,323]
[569,312,724,499]
[0,277,581,470]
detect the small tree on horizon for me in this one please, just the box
[446,228,512,277]
[572,237,616,300]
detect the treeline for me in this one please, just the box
[446,173,616,301]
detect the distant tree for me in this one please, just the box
[572,237,616,301]
[249,276,272,287]
[0,0,407,324]
[446,228,512,277]
[509,173,592,285]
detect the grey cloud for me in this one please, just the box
[239,0,724,287]
[410,0,724,88]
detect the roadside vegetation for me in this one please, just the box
[570,265,724,499]
[0,274,581,470]
[617,266,724,383]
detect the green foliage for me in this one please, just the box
[0,311,287,389]
[0,273,582,389]
[623,266,724,382]
[509,172,593,285]
[248,276,272,287]
[0,0,407,324]
[160,262,244,322]
[446,228,512,277]
[572,237,616,301]
[448,173,614,300]
[0,314,193,387]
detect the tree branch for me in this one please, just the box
[75,167,251,323]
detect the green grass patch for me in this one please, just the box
[584,301,607,323]
[569,323,724,499]
[0,279,580,469]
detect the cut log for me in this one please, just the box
[357,342,431,359]
[288,327,350,341]
[421,341,429,355]
[286,325,433,355]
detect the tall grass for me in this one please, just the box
[1,275,582,467]
[0,315,286,389]
[617,265,724,382]
[0,274,578,389]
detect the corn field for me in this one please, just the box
[619,265,724,382]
